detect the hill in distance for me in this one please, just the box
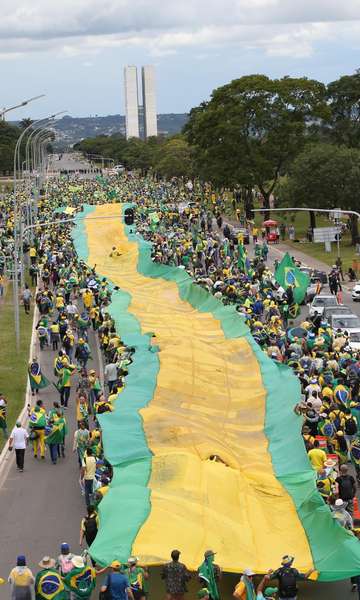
[32,113,189,147]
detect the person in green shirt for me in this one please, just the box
[125,557,148,600]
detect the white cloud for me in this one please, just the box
[0,1,360,60]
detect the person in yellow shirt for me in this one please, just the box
[233,568,256,599]
[50,322,60,351]
[307,440,327,471]
[29,246,37,264]
[82,289,94,310]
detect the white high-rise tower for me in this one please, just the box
[142,65,158,138]
[124,65,140,139]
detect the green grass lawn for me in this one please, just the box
[223,197,359,272]
[0,281,34,449]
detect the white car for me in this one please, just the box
[349,331,360,351]
[352,282,360,302]
[309,295,339,317]
[330,313,360,333]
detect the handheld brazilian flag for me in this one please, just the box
[237,243,247,273]
[275,252,310,304]
[28,362,50,391]
[35,570,67,600]
[198,555,220,600]
[64,567,96,599]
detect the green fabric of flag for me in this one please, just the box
[237,243,247,272]
[28,364,50,391]
[275,252,310,304]
[198,555,219,600]
[46,422,65,445]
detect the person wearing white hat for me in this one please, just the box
[35,556,65,600]
[332,498,353,530]
[233,568,255,599]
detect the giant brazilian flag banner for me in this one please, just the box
[72,204,360,581]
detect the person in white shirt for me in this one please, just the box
[8,422,29,472]
[104,361,118,393]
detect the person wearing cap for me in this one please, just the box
[8,555,34,600]
[100,560,134,600]
[161,549,191,600]
[64,555,96,600]
[233,568,255,599]
[124,557,148,600]
[35,557,66,600]
[8,421,29,472]
[268,556,314,600]
[56,543,74,577]
[198,551,221,600]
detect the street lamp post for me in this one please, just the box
[0,94,45,121]
[13,111,66,350]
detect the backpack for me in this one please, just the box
[59,555,74,575]
[278,567,298,597]
[345,417,357,435]
[84,515,98,539]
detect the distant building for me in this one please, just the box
[124,66,139,139]
[142,65,158,138]
[123,65,158,139]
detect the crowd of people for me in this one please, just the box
[1,169,360,600]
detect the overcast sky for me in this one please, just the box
[2,0,360,119]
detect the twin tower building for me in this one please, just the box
[124,65,158,140]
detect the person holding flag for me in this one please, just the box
[237,242,247,274]
[28,358,50,396]
[63,556,96,600]
[29,404,47,459]
[275,253,310,318]
[198,551,221,600]
[233,568,256,600]
[35,556,67,600]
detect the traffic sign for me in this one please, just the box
[313,226,342,243]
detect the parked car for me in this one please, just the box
[329,314,360,334]
[304,277,322,303]
[352,282,360,302]
[323,305,352,319]
[312,269,328,285]
[349,331,360,351]
[309,294,339,317]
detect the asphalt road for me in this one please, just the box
[0,301,102,596]
[49,153,99,178]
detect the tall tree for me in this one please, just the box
[327,71,360,147]
[155,137,193,178]
[286,143,360,244]
[185,75,327,210]
[19,117,33,130]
